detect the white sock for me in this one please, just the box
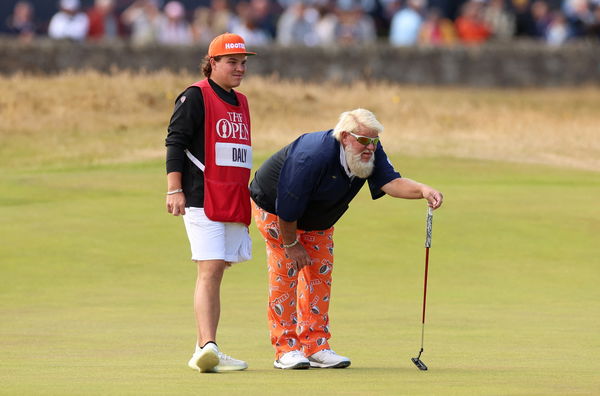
[195,344,202,354]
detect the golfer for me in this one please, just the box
[250,108,443,369]
[165,33,255,373]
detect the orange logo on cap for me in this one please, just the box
[208,33,257,57]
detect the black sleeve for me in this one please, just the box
[165,86,204,174]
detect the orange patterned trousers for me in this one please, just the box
[252,201,335,359]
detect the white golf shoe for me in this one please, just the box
[213,351,248,372]
[307,349,351,368]
[273,350,310,370]
[188,343,248,373]
[188,343,219,373]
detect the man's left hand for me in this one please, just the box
[423,187,444,209]
[286,243,311,270]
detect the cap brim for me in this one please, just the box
[218,52,256,56]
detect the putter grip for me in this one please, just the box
[425,207,433,248]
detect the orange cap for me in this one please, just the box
[208,33,256,57]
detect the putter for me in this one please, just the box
[412,206,433,371]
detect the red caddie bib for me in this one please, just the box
[192,79,252,225]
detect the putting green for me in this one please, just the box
[1,156,599,395]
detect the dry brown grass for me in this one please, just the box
[1,70,599,171]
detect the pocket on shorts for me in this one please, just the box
[237,229,252,263]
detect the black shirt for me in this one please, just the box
[165,79,239,207]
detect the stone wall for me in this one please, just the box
[1,38,599,87]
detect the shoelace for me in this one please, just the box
[313,349,346,361]
[287,350,306,358]
[317,349,335,355]
[218,352,240,362]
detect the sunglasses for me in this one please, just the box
[347,132,380,147]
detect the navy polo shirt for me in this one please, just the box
[250,130,401,231]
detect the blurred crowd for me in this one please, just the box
[3,0,600,47]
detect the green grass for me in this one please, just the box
[1,156,599,395]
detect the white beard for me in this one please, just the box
[345,146,375,178]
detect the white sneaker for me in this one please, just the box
[188,343,219,373]
[274,350,310,370]
[308,349,351,368]
[213,351,248,372]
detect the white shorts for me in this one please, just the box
[182,207,252,264]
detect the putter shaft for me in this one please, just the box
[411,207,433,371]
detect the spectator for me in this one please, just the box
[455,0,492,44]
[564,0,595,38]
[530,0,552,38]
[334,0,377,45]
[389,0,425,46]
[356,0,388,37]
[158,1,193,45]
[314,1,339,46]
[418,7,458,46]
[276,2,320,46]
[48,0,89,41]
[87,0,124,41]
[483,0,516,40]
[430,0,468,20]
[249,0,279,39]
[512,0,538,36]
[379,0,402,37]
[276,0,300,10]
[122,0,164,46]
[589,4,600,40]
[230,1,272,46]
[3,1,37,43]
[191,0,235,44]
[210,0,235,35]
[546,10,569,44]
[561,0,585,18]
[191,7,214,44]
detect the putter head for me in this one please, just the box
[411,357,428,371]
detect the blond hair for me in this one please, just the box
[332,108,384,141]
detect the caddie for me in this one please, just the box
[250,108,444,369]
[165,33,255,373]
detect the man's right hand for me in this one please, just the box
[166,192,186,216]
[166,172,185,216]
